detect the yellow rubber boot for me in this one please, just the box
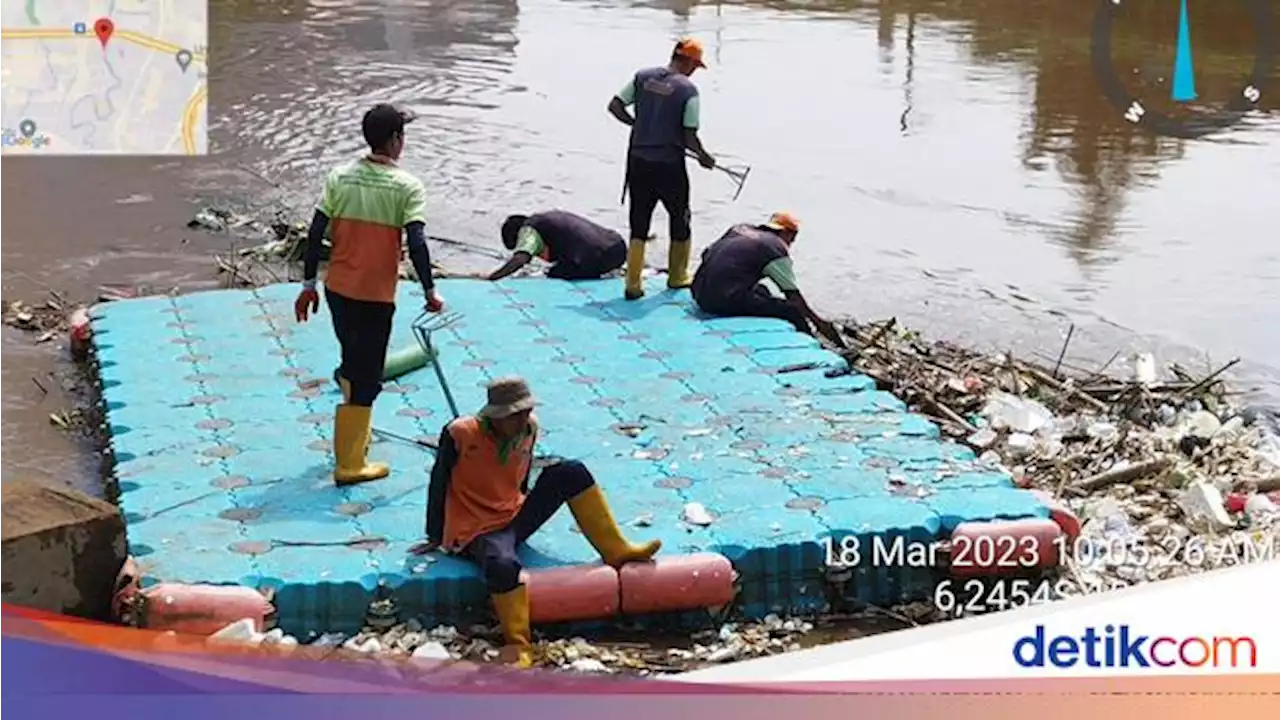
[666,240,693,289]
[491,585,535,669]
[336,377,372,453]
[624,239,646,300]
[333,404,389,486]
[568,484,661,567]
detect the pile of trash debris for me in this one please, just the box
[188,206,508,289]
[833,318,1280,591]
[3,293,74,341]
[200,613,827,676]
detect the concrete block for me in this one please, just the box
[2,480,127,620]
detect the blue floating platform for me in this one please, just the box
[92,278,1048,636]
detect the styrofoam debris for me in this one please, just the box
[411,641,452,660]
[982,392,1052,434]
[1133,353,1156,385]
[1177,481,1234,531]
[207,618,264,646]
[682,502,714,526]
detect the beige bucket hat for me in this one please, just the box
[478,376,537,419]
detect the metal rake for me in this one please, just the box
[687,150,753,201]
[411,310,464,419]
[619,152,754,204]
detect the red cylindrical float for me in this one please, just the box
[948,518,1063,577]
[136,584,275,635]
[69,307,92,360]
[527,565,620,623]
[1028,489,1083,541]
[619,553,735,615]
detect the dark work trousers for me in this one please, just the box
[698,283,809,333]
[325,288,395,407]
[463,460,596,594]
[546,241,628,280]
[626,156,691,242]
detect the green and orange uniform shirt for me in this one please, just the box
[318,156,428,304]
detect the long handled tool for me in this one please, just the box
[425,234,509,261]
[412,310,464,419]
[374,425,564,468]
[685,150,752,201]
[620,152,753,204]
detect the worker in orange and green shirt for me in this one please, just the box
[294,103,445,487]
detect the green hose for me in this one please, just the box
[383,343,435,381]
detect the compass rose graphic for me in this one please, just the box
[1091,0,1276,139]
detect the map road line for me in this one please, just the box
[181,84,207,155]
[0,28,206,62]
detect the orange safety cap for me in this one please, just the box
[675,37,707,69]
[764,211,800,233]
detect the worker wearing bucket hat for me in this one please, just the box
[422,377,661,668]
[692,212,846,348]
[608,37,717,300]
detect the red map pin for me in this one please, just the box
[93,18,115,49]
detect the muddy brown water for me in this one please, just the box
[3,0,1279,494]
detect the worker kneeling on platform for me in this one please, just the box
[294,103,445,487]
[481,210,627,281]
[691,212,846,348]
[422,377,661,668]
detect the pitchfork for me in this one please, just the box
[411,310,464,419]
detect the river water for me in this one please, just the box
[3,0,1278,494]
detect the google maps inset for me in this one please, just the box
[1,1,208,156]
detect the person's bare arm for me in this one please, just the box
[683,129,714,167]
[681,94,714,168]
[784,290,846,348]
[486,252,533,282]
[608,97,634,126]
[609,78,637,126]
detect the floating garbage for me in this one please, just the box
[829,318,1277,594]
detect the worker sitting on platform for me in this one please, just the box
[482,210,628,282]
[294,103,445,487]
[691,212,846,348]
[420,377,661,668]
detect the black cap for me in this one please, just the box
[362,103,416,150]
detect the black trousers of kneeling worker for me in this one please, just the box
[326,288,394,407]
[696,283,809,334]
[464,460,595,594]
[545,240,628,281]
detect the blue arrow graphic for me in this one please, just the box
[1172,0,1197,101]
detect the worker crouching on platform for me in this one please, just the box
[691,212,846,348]
[422,377,661,668]
[482,210,627,282]
[294,103,445,486]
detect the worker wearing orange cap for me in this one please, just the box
[608,38,717,301]
[691,213,847,347]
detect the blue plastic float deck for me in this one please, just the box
[94,278,1049,637]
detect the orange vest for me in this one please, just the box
[442,415,538,550]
